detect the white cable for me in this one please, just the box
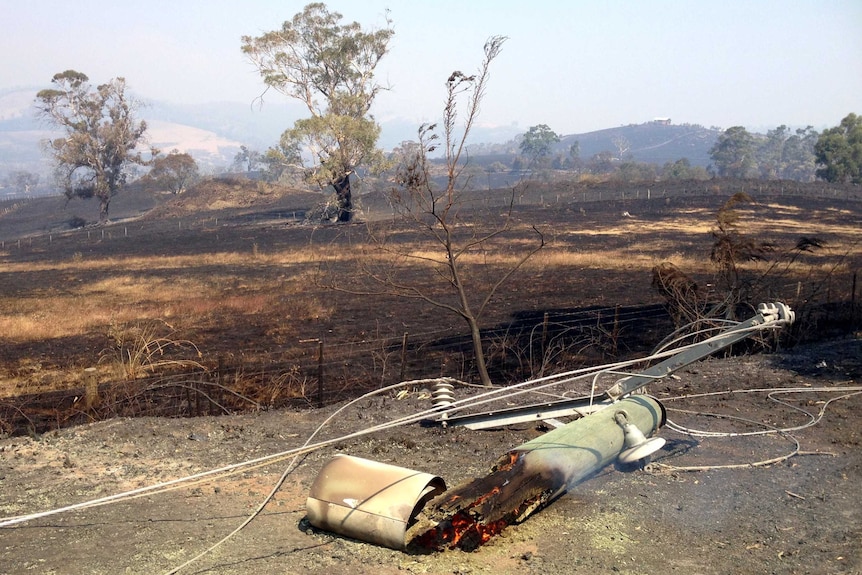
[663,386,862,438]
[0,313,793,530]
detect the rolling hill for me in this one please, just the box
[1,87,719,199]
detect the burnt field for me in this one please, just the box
[0,178,860,434]
[0,178,861,574]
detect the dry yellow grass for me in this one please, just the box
[0,246,328,344]
[0,191,858,405]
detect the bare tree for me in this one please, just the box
[323,37,544,387]
[611,134,630,160]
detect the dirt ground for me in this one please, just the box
[1,335,860,575]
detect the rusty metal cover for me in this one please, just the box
[305,454,446,549]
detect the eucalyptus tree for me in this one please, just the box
[781,126,818,181]
[146,150,199,194]
[35,70,153,223]
[519,124,560,169]
[242,3,394,222]
[815,113,862,184]
[710,126,757,179]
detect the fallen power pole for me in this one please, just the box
[307,302,796,551]
[409,395,665,551]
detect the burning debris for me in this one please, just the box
[303,303,795,552]
[407,450,549,551]
[407,396,665,551]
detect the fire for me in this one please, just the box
[414,510,510,551]
[471,485,500,507]
[409,449,551,552]
[493,451,520,471]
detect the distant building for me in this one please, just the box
[652,117,672,125]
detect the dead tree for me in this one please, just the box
[651,261,701,327]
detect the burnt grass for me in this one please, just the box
[0,177,860,436]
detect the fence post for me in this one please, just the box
[216,355,225,415]
[317,340,325,408]
[540,312,550,360]
[83,367,99,410]
[399,332,409,383]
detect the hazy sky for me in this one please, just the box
[2,0,860,136]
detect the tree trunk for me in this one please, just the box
[98,197,110,224]
[466,315,492,387]
[333,172,353,223]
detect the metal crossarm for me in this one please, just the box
[606,302,795,400]
[435,302,794,430]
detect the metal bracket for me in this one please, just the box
[606,301,794,400]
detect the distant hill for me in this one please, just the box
[558,121,719,167]
[1,87,717,197]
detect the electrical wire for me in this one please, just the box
[0,309,814,573]
[647,386,862,473]
[1,312,790,529]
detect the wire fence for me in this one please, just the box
[2,178,860,248]
[1,181,859,435]
[3,285,858,437]
[0,303,675,434]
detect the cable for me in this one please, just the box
[2,311,804,572]
[647,386,862,473]
[0,342,693,529]
[3,315,778,527]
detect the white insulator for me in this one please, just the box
[431,381,455,409]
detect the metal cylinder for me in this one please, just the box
[514,395,666,500]
[306,455,446,550]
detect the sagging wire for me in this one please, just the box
[0,313,780,529]
[0,344,678,529]
[647,385,862,473]
[161,315,811,572]
[2,313,797,571]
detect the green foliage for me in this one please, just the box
[588,151,617,174]
[35,70,153,223]
[262,135,302,183]
[661,158,709,181]
[242,3,394,222]
[615,161,656,183]
[146,150,199,194]
[709,126,757,178]
[519,124,560,168]
[757,125,789,179]
[780,127,819,181]
[814,113,862,184]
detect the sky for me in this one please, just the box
[1,0,860,138]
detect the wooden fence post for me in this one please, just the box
[83,367,100,410]
[540,312,550,360]
[400,332,409,383]
[216,355,225,415]
[317,340,325,408]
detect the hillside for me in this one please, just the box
[0,178,859,574]
[2,88,718,198]
[558,121,719,167]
